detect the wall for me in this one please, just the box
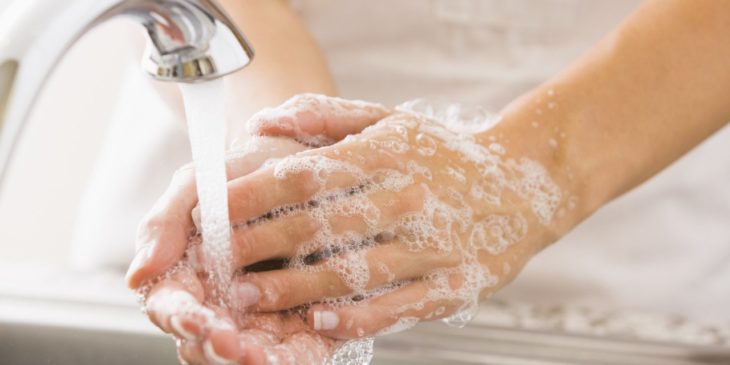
[0,2,140,267]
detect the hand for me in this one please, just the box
[126,94,392,364]
[229,96,573,339]
[142,265,341,364]
[134,136,338,364]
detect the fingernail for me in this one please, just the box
[125,245,152,286]
[204,340,236,365]
[233,282,261,309]
[170,316,196,341]
[313,311,339,331]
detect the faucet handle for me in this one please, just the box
[139,0,254,82]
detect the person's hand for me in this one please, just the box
[213,96,573,339]
[131,136,339,364]
[142,264,342,364]
[125,94,391,289]
[125,94,392,364]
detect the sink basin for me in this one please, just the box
[1,266,729,365]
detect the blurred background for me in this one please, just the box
[0,8,129,267]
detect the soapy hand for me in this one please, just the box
[223,95,571,339]
[126,95,391,289]
[142,263,341,364]
[126,95,393,364]
[132,136,341,364]
[127,94,573,363]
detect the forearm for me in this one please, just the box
[482,0,730,235]
[220,0,336,125]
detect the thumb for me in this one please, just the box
[126,137,310,289]
[126,165,197,289]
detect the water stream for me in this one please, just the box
[180,81,372,364]
[180,79,233,300]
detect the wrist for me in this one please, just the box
[474,85,599,239]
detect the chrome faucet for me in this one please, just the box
[0,0,254,181]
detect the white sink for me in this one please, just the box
[2,265,729,365]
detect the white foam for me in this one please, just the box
[177,96,568,364]
[291,100,565,339]
[327,338,374,365]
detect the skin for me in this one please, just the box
[125,0,342,362]
[126,0,730,363]
[130,100,391,364]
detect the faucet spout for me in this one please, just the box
[119,0,255,82]
[0,0,254,183]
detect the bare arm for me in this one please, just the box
[220,0,336,125]
[127,1,730,360]
[488,0,730,237]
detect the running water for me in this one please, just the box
[180,79,233,301]
[180,85,373,364]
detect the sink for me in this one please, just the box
[1,322,177,365]
[2,266,729,365]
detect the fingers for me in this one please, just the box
[247,94,392,146]
[175,314,334,365]
[126,165,198,289]
[176,330,242,365]
[231,212,320,267]
[306,280,463,340]
[231,242,460,312]
[226,136,308,173]
[226,182,435,312]
[145,283,230,341]
[224,132,424,268]
[143,267,204,332]
[142,267,240,365]
[126,137,309,289]
[258,332,333,365]
[203,329,241,364]
[228,181,426,270]
[142,266,240,346]
[177,341,206,365]
[174,314,283,365]
[225,157,365,234]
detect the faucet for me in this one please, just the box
[0,0,254,182]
